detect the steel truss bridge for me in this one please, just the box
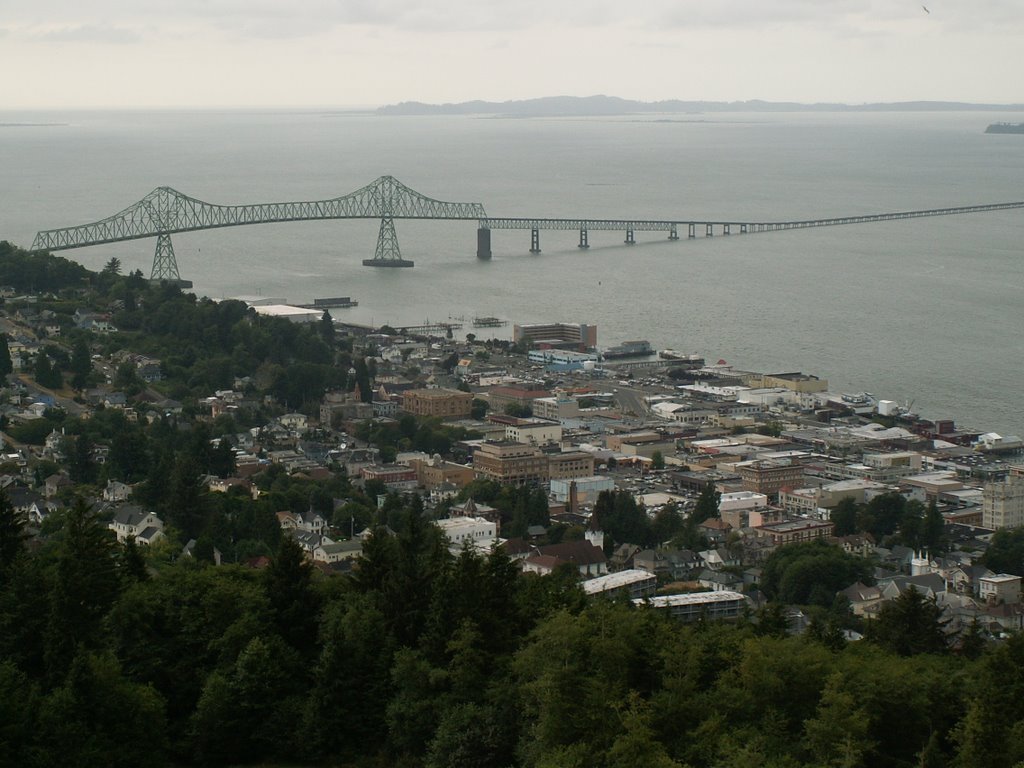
[30,175,1024,280]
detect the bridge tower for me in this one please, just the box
[362,176,414,268]
[150,233,181,281]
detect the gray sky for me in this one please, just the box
[1,0,1021,109]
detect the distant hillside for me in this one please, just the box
[377,95,1024,116]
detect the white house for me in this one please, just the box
[109,506,165,544]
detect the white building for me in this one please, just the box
[436,515,498,554]
[979,574,1022,605]
[983,477,1024,529]
[504,418,562,446]
[583,569,657,599]
[109,506,165,544]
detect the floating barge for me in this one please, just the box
[473,316,509,328]
[299,296,359,309]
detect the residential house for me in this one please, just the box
[109,505,165,544]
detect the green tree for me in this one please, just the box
[33,351,62,389]
[0,334,12,378]
[921,499,947,554]
[70,338,92,391]
[761,540,873,607]
[866,586,948,656]
[264,535,321,656]
[830,497,860,537]
[803,672,875,767]
[34,650,167,768]
[102,256,122,275]
[693,482,721,525]
[651,450,666,470]
[191,635,303,764]
[0,490,29,578]
[304,595,393,759]
[982,527,1024,575]
[319,310,335,344]
[44,498,122,683]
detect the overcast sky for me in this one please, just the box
[1,0,1021,109]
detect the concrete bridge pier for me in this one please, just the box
[740,224,748,234]
[668,224,679,241]
[578,228,589,249]
[476,228,492,260]
[530,228,541,254]
[688,223,696,239]
[706,223,714,237]
[723,224,731,235]
[624,228,635,245]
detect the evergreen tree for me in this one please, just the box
[44,498,122,683]
[866,586,948,656]
[264,535,321,656]
[922,499,947,554]
[830,496,860,537]
[319,310,335,344]
[70,338,92,391]
[693,481,721,524]
[0,490,29,577]
[33,351,62,389]
[0,333,12,378]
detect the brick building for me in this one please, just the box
[400,388,473,419]
[473,441,549,485]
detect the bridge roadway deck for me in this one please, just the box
[479,201,1024,233]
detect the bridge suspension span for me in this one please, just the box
[30,176,1024,280]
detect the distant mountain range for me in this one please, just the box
[377,95,1024,116]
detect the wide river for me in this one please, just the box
[1,108,1023,436]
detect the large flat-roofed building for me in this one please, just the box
[983,477,1024,529]
[406,456,475,491]
[633,591,749,623]
[735,459,805,497]
[400,388,473,418]
[360,464,419,491]
[513,322,597,350]
[493,416,563,446]
[532,393,581,421]
[547,451,596,481]
[755,517,834,545]
[584,569,658,600]
[527,349,600,370]
[250,304,322,324]
[473,441,549,485]
[487,386,552,413]
[551,475,615,504]
[436,515,498,554]
[745,372,829,393]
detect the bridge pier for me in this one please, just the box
[530,228,541,254]
[151,233,182,282]
[668,224,679,241]
[688,223,695,239]
[476,227,492,260]
[706,223,714,237]
[723,224,731,235]
[624,228,635,245]
[740,224,748,234]
[363,216,414,267]
[578,228,589,249]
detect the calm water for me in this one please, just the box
[1,109,1023,435]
